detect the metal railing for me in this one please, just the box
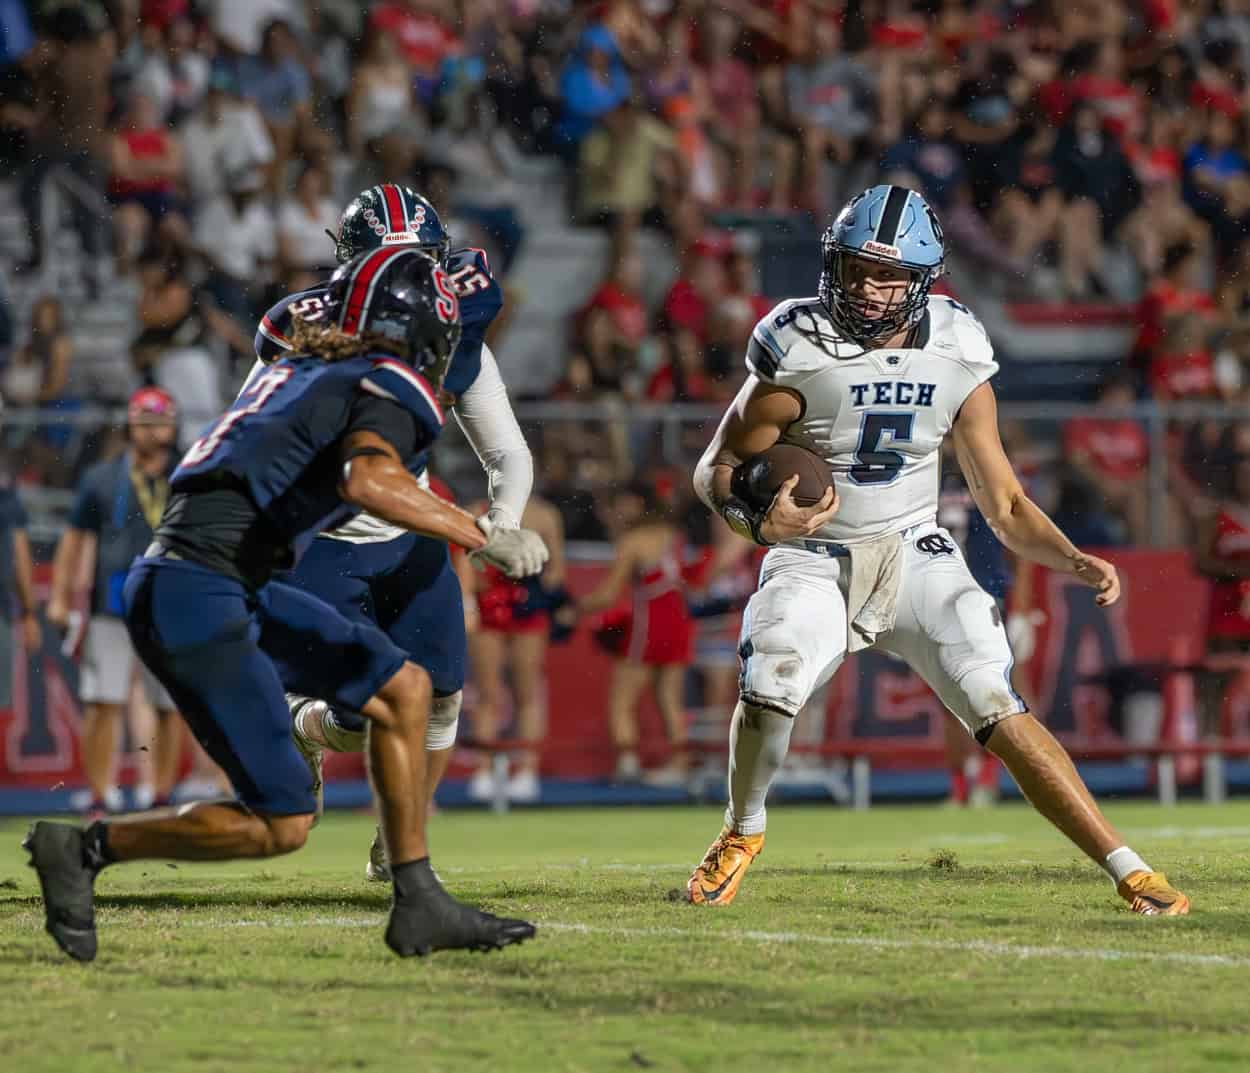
[6,398,1246,546]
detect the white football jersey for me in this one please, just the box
[745,294,998,547]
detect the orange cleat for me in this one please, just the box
[686,826,764,906]
[1117,870,1190,916]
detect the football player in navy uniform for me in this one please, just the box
[24,249,539,962]
[249,184,543,881]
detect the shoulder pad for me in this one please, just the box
[446,247,503,328]
[746,298,833,382]
[926,295,998,384]
[359,357,445,433]
[443,247,503,395]
[255,285,332,364]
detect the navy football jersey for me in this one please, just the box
[173,354,445,555]
[254,247,502,397]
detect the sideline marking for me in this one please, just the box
[196,917,1245,969]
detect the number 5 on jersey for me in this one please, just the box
[850,412,914,485]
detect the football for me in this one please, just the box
[735,442,836,510]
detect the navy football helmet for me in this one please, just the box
[819,185,945,344]
[331,184,451,266]
[327,248,461,386]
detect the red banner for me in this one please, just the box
[0,551,1214,794]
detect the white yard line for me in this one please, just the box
[197,915,1250,969]
[1125,825,1250,840]
[928,825,1250,846]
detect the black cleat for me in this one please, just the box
[23,822,98,962]
[385,859,536,957]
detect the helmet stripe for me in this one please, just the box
[372,185,390,231]
[874,186,911,248]
[382,184,407,233]
[339,248,409,335]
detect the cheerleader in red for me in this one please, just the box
[1195,458,1250,735]
[467,497,566,802]
[569,483,704,783]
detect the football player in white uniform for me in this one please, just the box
[685,185,1189,915]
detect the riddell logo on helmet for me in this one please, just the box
[381,231,420,245]
[862,240,902,259]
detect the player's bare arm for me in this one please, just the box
[952,382,1120,607]
[339,430,487,551]
[695,376,838,544]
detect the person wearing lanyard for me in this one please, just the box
[47,388,183,819]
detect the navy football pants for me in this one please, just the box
[124,558,406,815]
[277,533,466,697]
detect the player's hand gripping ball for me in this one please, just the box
[733,443,840,543]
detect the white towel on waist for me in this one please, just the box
[846,533,904,653]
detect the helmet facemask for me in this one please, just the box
[405,311,459,391]
[819,236,940,345]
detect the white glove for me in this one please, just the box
[1006,609,1045,664]
[470,514,549,579]
[484,505,521,531]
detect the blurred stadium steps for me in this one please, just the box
[0,178,139,403]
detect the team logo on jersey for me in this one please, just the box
[915,534,956,557]
[862,239,902,259]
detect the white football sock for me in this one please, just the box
[724,701,795,836]
[1104,846,1151,885]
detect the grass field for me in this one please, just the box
[3,800,1250,1073]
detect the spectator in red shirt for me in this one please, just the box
[726,244,771,323]
[1064,374,1152,544]
[1135,241,1223,401]
[369,0,459,100]
[582,247,648,351]
[645,327,715,403]
[1190,39,1244,122]
[1192,453,1250,735]
[661,238,728,343]
[108,91,186,274]
[1039,38,1141,141]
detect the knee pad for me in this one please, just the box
[426,690,461,751]
[954,664,1028,742]
[738,638,819,719]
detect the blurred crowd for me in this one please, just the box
[0,0,1247,560]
